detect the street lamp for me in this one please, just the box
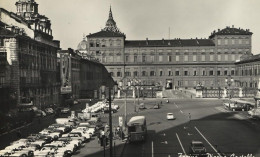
[225,75,234,99]
[101,83,118,157]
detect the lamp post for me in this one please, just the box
[101,83,118,157]
[225,75,234,99]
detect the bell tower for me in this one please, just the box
[15,0,39,20]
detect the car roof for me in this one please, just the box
[191,140,203,144]
[167,113,173,114]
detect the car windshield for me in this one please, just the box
[193,143,204,148]
[168,113,173,115]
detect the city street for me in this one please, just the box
[109,98,260,157]
[1,98,260,157]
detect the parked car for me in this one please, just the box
[34,110,46,117]
[103,107,117,113]
[45,108,54,114]
[230,102,254,111]
[248,108,260,119]
[153,104,160,109]
[189,140,207,156]
[167,113,175,120]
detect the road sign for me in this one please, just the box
[119,116,123,127]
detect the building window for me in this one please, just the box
[193,71,197,76]
[231,54,235,61]
[134,71,138,77]
[175,70,180,76]
[224,39,228,45]
[239,39,242,44]
[159,55,163,62]
[202,70,206,76]
[193,55,197,62]
[210,55,214,61]
[176,55,179,62]
[232,39,235,45]
[217,54,221,61]
[168,70,172,76]
[184,55,188,62]
[201,55,206,61]
[125,71,131,77]
[117,72,121,77]
[217,70,221,76]
[142,55,146,62]
[110,72,114,77]
[184,71,188,76]
[231,70,235,75]
[159,70,163,76]
[151,55,155,62]
[209,70,214,76]
[168,55,172,62]
[90,43,94,47]
[125,55,129,62]
[224,70,228,75]
[142,71,147,76]
[150,71,155,76]
[225,54,228,61]
[218,39,221,45]
[134,56,137,62]
[96,42,100,47]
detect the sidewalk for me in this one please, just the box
[75,136,126,157]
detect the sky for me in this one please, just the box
[1,0,260,54]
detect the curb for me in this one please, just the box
[0,122,32,137]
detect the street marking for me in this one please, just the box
[176,133,186,155]
[176,104,179,108]
[180,110,183,114]
[152,141,154,157]
[194,126,222,157]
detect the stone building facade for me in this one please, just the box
[0,0,60,110]
[77,7,253,89]
[58,48,115,104]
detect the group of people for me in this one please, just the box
[97,124,125,146]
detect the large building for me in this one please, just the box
[58,48,115,104]
[0,0,60,110]
[77,7,253,89]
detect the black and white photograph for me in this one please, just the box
[0,0,260,156]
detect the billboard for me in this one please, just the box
[60,54,72,94]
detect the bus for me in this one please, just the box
[127,116,147,142]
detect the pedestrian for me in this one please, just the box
[160,101,162,105]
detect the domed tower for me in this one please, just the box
[102,6,122,33]
[15,0,39,20]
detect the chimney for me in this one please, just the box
[162,38,164,44]
[218,29,220,32]
[146,38,149,45]
[232,25,234,28]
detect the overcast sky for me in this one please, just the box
[1,0,260,54]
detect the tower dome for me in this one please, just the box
[102,6,122,33]
[77,38,88,50]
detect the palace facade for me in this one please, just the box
[0,0,60,110]
[77,7,253,89]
